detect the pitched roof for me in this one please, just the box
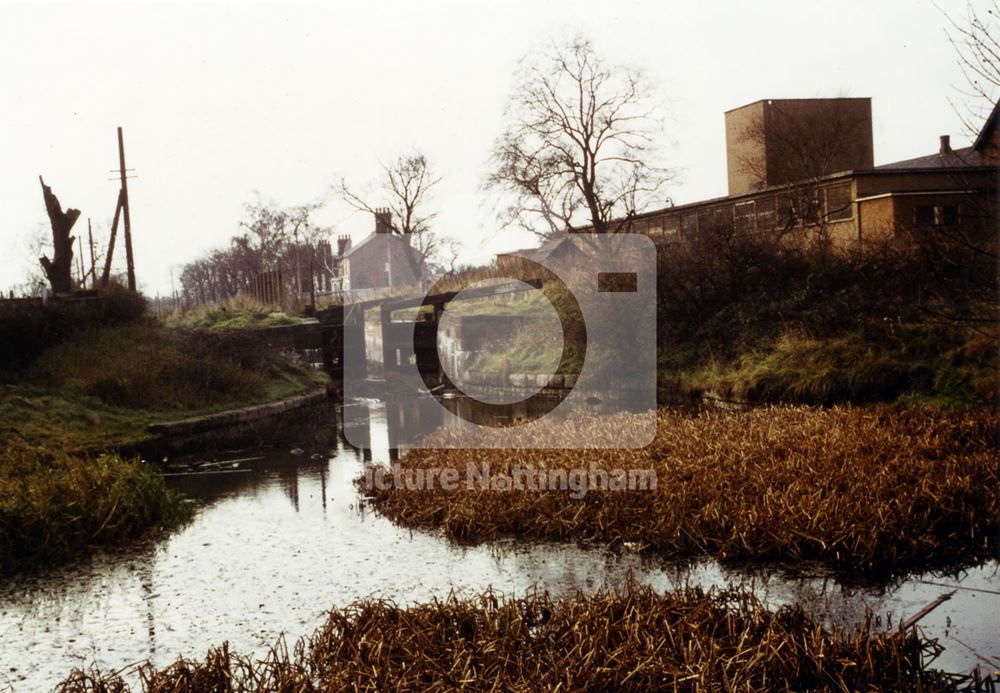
[340,232,377,258]
[973,99,1000,151]
[880,99,1000,169]
[876,145,982,170]
[342,232,424,277]
[498,235,579,261]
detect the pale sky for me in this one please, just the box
[0,0,987,295]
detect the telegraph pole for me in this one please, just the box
[117,127,136,291]
[77,237,85,284]
[87,220,97,289]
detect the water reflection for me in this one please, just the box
[0,401,996,690]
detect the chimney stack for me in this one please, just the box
[337,234,351,256]
[939,135,952,154]
[374,207,393,234]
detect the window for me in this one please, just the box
[680,214,698,236]
[825,184,853,221]
[800,191,822,226]
[915,204,960,227]
[698,206,731,231]
[756,197,776,229]
[734,201,755,233]
[663,216,680,236]
[937,205,959,226]
[777,196,797,228]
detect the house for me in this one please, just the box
[587,97,997,246]
[495,235,592,279]
[336,209,423,297]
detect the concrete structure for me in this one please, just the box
[592,97,997,247]
[725,98,874,195]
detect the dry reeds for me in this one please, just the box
[57,583,967,692]
[359,406,999,577]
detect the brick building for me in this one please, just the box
[592,97,997,246]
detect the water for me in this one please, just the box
[0,402,997,690]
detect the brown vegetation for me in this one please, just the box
[56,583,965,692]
[359,406,999,577]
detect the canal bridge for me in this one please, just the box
[267,279,544,384]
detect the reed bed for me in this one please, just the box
[0,440,190,574]
[57,583,967,692]
[359,406,999,577]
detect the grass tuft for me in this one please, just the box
[0,440,191,574]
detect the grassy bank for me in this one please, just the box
[0,319,327,452]
[163,299,301,331]
[663,324,998,407]
[654,234,998,407]
[57,583,960,692]
[0,314,326,573]
[0,440,190,575]
[359,406,999,578]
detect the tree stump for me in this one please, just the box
[38,176,81,296]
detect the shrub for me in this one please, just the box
[28,321,270,410]
[0,285,147,374]
[0,440,189,574]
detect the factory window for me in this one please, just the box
[755,197,776,229]
[777,196,798,228]
[698,206,731,231]
[915,204,960,227]
[680,213,698,236]
[734,201,755,232]
[824,184,853,221]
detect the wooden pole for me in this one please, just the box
[88,220,97,289]
[118,127,136,291]
[77,236,85,285]
[101,190,124,288]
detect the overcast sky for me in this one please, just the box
[0,0,988,295]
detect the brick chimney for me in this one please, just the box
[939,135,952,154]
[374,207,393,234]
[337,234,351,256]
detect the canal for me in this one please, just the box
[0,400,996,690]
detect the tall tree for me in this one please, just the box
[177,198,328,306]
[945,0,1000,134]
[487,35,669,237]
[337,152,441,266]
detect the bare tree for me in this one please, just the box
[944,0,1000,134]
[487,35,669,237]
[337,152,441,266]
[177,198,329,307]
[238,198,316,273]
